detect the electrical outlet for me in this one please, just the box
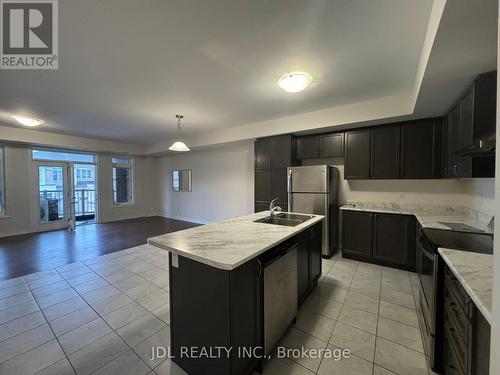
[400,192,405,200]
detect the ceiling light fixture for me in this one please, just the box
[278,72,312,93]
[169,115,190,152]
[13,115,45,127]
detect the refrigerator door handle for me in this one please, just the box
[287,169,292,211]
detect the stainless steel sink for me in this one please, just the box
[254,213,315,227]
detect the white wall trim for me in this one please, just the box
[158,214,212,225]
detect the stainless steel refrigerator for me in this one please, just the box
[287,165,339,257]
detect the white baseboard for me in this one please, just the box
[159,214,211,225]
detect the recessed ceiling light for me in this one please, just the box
[13,116,44,127]
[278,72,312,93]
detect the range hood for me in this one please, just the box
[453,133,495,157]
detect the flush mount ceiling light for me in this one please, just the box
[169,115,190,152]
[278,72,313,93]
[13,115,44,127]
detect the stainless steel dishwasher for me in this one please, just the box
[262,241,298,356]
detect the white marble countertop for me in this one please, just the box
[339,203,493,234]
[148,211,324,270]
[438,248,493,324]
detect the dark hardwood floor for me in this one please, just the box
[0,216,199,281]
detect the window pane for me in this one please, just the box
[39,166,64,222]
[0,147,4,214]
[33,149,95,163]
[112,157,129,164]
[113,167,132,203]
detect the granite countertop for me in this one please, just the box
[148,211,324,270]
[438,248,493,324]
[340,203,493,234]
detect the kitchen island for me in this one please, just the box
[148,211,324,375]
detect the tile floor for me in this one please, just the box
[0,245,431,375]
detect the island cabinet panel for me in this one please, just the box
[169,255,261,375]
[344,129,371,179]
[400,119,441,179]
[370,125,400,179]
[341,210,373,258]
[297,222,323,305]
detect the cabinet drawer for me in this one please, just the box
[444,316,467,375]
[445,267,473,318]
[443,329,466,375]
[444,285,470,347]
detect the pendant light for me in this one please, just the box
[169,115,190,152]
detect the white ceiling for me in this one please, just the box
[0,0,434,146]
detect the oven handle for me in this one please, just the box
[419,245,437,261]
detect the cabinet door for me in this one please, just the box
[297,231,310,304]
[254,139,272,169]
[342,210,373,257]
[254,170,270,212]
[271,135,295,169]
[459,89,474,177]
[309,223,322,284]
[400,119,440,179]
[270,169,288,211]
[319,133,344,158]
[370,126,400,179]
[448,104,461,177]
[373,214,408,265]
[473,71,497,140]
[297,136,318,159]
[344,130,371,179]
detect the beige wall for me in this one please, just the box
[302,157,494,215]
[0,145,159,237]
[156,141,254,224]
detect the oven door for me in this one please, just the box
[416,232,438,334]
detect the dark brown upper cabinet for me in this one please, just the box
[270,168,288,211]
[319,133,344,158]
[296,136,318,159]
[370,126,400,179]
[254,170,271,212]
[400,119,441,179]
[344,129,371,179]
[254,135,297,170]
[442,71,496,178]
[296,132,344,159]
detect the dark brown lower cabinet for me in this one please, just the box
[297,223,323,305]
[442,265,490,375]
[342,210,416,271]
[342,210,373,258]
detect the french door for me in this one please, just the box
[31,161,71,232]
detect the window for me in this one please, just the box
[112,156,133,204]
[32,149,95,163]
[0,147,4,215]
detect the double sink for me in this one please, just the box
[254,212,315,227]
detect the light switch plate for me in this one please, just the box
[172,253,179,268]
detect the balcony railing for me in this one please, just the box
[40,189,96,220]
